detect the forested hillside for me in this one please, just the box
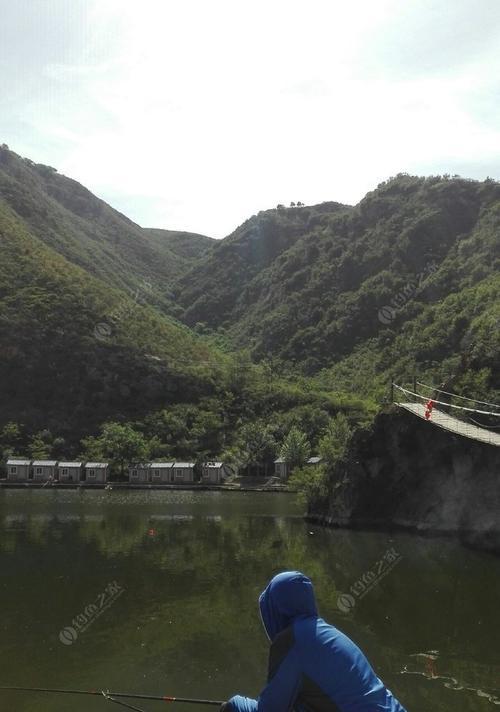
[0,197,221,437]
[1,144,498,471]
[174,200,349,329]
[175,175,500,400]
[144,228,214,262]
[0,146,369,464]
[0,146,211,311]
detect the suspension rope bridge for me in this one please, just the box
[392,383,500,447]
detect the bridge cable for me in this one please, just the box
[416,381,500,410]
[393,385,500,417]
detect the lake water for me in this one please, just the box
[0,489,499,712]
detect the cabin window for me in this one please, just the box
[36,467,42,475]
[9,466,17,474]
[88,469,95,478]
[62,468,68,476]
[152,469,160,478]
[175,470,183,480]
[132,469,138,477]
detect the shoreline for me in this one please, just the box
[0,480,295,493]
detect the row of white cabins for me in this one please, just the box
[5,460,226,484]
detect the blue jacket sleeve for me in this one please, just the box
[228,638,301,712]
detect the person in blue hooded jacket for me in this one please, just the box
[221,571,407,712]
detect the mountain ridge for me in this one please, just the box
[172,174,500,398]
[0,146,212,312]
[1,144,498,454]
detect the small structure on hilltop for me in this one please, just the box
[32,460,58,482]
[58,462,83,483]
[128,463,151,483]
[6,458,31,481]
[202,461,224,484]
[150,462,174,483]
[84,462,109,483]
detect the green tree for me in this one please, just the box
[281,405,330,447]
[0,422,23,454]
[239,422,276,476]
[28,431,52,459]
[318,413,352,468]
[289,464,328,507]
[280,427,310,470]
[81,422,149,477]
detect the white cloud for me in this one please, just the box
[2,0,500,236]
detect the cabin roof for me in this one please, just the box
[59,462,83,468]
[150,462,174,468]
[174,462,195,468]
[85,462,108,468]
[32,460,58,466]
[7,459,31,466]
[307,456,322,464]
[205,462,223,468]
[274,458,286,464]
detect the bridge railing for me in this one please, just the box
[392,382,500,430]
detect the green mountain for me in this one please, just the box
[0,146,212,313]
[174,201,348,330]
[1,144,497,468]
[0,188,222,440]
[175,175,500,399]
[0,145,367,461]
[144,228,214,262]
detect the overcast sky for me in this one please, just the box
[1,0,500,237]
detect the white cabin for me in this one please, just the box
[58,462,83,482]
[150,462,174,483]
[128,463,151,483]
[274,458,290,481]
[84,462,109,483]
[306,456,322,467]
[172,462,195,484]
[201,461,224,484]
[6,459,31,481]
[32,460,58,482]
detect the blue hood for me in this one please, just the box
[259,571,318,641]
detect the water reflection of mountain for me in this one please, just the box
[0,493,498,712]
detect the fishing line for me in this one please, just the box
[102,690,148,712]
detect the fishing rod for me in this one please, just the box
[0,685,224,706]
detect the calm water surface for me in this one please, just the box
[0,489,499,712]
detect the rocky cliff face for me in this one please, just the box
[308,407,500,554]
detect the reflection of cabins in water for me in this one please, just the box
[84,462,109,483]
[58,462,83,482]
[150,462,174,483]
[201,461,224,484]
[32,460,58,481]
[128,463,151,483]
[173,462,195,483]
[6,459,31,481]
